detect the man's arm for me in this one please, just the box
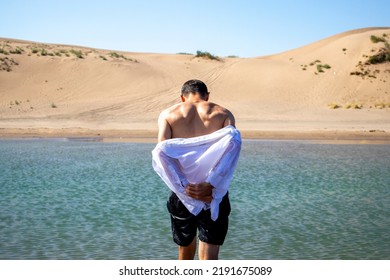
[157,111,172,142]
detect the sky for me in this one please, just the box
[1,0,389,58]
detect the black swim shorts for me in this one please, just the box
[166,192,231,246]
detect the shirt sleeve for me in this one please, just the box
[207,132,241,220]
[152,146,204,215]
[152,147,188,194]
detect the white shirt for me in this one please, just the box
[152,125,241,221]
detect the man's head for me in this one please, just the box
[181,80,209,100]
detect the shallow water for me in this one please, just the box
[0,139,389,259]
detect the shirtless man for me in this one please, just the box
[157,79,236,260]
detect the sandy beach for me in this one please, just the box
[1,27,389,143]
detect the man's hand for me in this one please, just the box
[185,182,214,203]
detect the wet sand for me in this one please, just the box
[1,127,389,144]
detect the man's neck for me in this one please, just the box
[184,93,207,103]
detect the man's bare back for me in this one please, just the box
[158,96,235,142]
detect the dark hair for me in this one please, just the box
[181,79,209,98]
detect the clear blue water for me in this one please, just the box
[0,139,389,259]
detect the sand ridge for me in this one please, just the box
[1,27,389,141]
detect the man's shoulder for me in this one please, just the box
[159,103,191,123]
[160,103,181,116]
[207,102,233,116]
[206,102,235,126]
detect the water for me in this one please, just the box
[0,139,389,259]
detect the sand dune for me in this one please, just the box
[1,27,389,140]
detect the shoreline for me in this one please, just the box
[1,127,389,144]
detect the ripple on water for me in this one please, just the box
[1,140,389,259]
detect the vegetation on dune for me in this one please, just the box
[367,35,390,64]
[370,35,387,44]
[344,103,363,109]
[301,59,331,74]
[316,63,331,73]
[69,49,84,59]
[40,48,49,56]
[327,103,341,109]
[9,47,24,54]
[327,102,390,110]
[0,44,24,55]
[0,57,18,72]
[109,52,137,62]
[195,50,220,61]
[350,33,390,79]
[327,103,363,110]
[367,46,390,64]
[0,40,140,73]
[374,102,390,109]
